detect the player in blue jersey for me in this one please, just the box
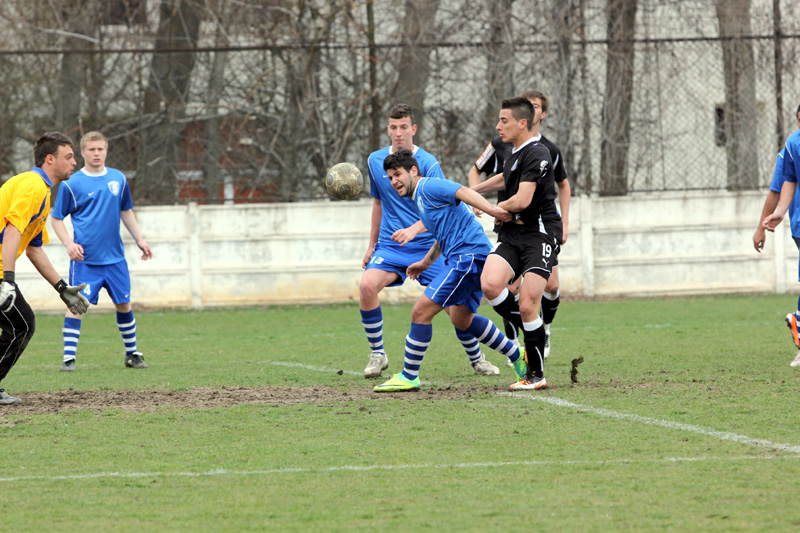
[373,150,527,392]
[51,131,153,372]
[360,104,500,378]
[762,106,800,367]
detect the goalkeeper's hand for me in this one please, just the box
[54,280,89,315]
[0,278,16,313]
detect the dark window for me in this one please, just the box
[714,105,726,147]
[103,0,146,26]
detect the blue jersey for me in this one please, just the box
[52,167,133,265]
[412,177,492,259]
[770,147,800,238]
[367,145,444,252]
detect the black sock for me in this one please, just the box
[503,319,518,341]
[490,290,523,329]
[523,324,546,379]
[542,293,560,325]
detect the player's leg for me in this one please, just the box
[105,261,147,369]
[359,257,403,377]
[481,250,522,329]
[0,288,35,404]
[512,271,548,390]
[374,295,441,392]
[60,261,99,371]
[417,254,497,375]
[541,263,560,359]
[503,276,522,344]
[450,306,527,382]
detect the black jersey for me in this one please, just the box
[540,135,567,184]
[502,138,561,236]
[474,135,513,202]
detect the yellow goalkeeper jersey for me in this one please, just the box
[0,167,53,270]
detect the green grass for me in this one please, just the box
[3,294,800,531]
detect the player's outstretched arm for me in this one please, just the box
[392,220,427,246]
[407,242,441,281]
[471,173,505,194]
[455,186,510,222]
[121,210,153,260]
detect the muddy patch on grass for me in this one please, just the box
[0,384,503,415]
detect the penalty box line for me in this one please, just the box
[499,392,800,454]
[0,454,796,484]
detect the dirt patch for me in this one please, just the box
[0,384,502,416]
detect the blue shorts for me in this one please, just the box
[365,242,445,287]
[69,260,131,305]
[424,254,485,313]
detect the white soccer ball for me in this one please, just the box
[325,162,363,200]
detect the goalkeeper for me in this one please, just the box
[0,132,89,405]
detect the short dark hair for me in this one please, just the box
[383,148,419,173]
[34,132,73,167]
[501,97,534,131]
[389,103,415,123]
[796,104,800,117]
[520,90,549,115]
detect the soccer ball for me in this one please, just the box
[325,162,363,200]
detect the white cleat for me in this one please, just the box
[791,352,800,368]
[472,353,500,376]
[364,351,389,378]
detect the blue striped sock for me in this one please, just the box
[117,310,137,356]
[401,322,432,381]
[455,327,482,364]
[62,317,82,362]
[360,307,385,354]
[465,315,520,363]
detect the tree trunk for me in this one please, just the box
[715,0,759,190]
[136,0,202,205]
[551,0,577,181]
[391,0,441,136]
[599,0,637,196]
[481,0,514,135]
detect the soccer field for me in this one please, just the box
[2,294,800,530]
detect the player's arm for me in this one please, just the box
[50,217,84,261]
[27,243,89,315]
[455,186,510,222]
[468,165,482,188]
[121,210,153,260]
[754,190,780,252]
[557,178,571,244]
[471,173,505,194]
[1,223,22,278]
[499,181,536,213]
[362,198,382,269]
[392,220,427,247]
[407,242,441,281]
[763,180,797,231]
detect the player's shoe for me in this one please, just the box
[509,376,548,391]
[786,313,800,349]
[791,352,800,368]
[0,388,21,405]
[544,324,551,359]
[60,359,76,372]
[373,373,420,392]
[472,353,500,376]
[364,351,388,378]
[511,346,527,382]
[125,352,148,369]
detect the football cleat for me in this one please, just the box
[786,314,800,349]
[511,346,527,382]
[791,352,800,368]
[509,376,547,391]
[60,359,76,372]
[373,373,420,392]
[472,353,500,376]
[125,352,148,369]
[364,351,388,378]
[0,388,21,405]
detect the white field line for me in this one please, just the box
[499,392,800,454]
[0,454,797,484]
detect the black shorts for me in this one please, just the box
[492,224,558,281]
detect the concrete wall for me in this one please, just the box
[16,190,794,312]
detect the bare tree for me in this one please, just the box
[599,0,637,196]
[481,0,515,135]
[391,0,441,135]
[136,0,203,205]
[715,0,759,190]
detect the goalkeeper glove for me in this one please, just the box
[54,279,89,315]
[0,271,16,312]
